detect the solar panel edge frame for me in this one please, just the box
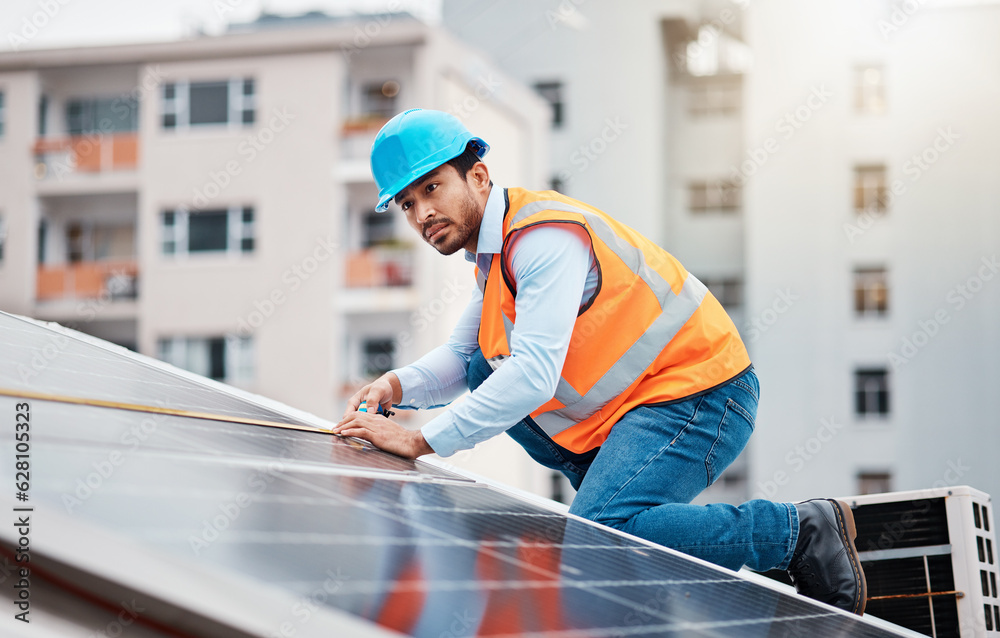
[0,500,404,638]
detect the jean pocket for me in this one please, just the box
[732,374,759,404]
[704,397,756,487]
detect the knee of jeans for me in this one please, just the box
[569,498,625,529]
[466,349,493,392]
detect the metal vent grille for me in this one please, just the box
[863,555,960,638]
[854,498,950,552]
[974,501,1000,633]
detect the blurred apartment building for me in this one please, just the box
[444,0,1000,503]
[0,13,550,487]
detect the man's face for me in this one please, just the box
[394,164,484,256]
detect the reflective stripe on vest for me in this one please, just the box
[510,201,687,309]
[533,274,706,437]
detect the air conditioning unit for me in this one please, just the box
[846,485,998,638]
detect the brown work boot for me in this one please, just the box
[787,499,867,615]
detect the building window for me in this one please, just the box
[161,78,255,130]
[67,223,86,262]
[66,96,139,134]
[551,471,574,504]
[688,77,741,117]
[858,472,892,495]
[361,80,399,119]
[854,267,888,317]
[550,175,565,194]
[855,368,890,417]
[680,25,753,77]
[37,221,46,265]
[689,179,741,213]
[362,338,395,378]
[854,165,887,214]
[533,81,564,128]
[157,335,253,384]
[701,277,743,311]
[855,65,886,115]
[161,206,255,256]
[0,91,5,138]
[362,210,395,248]
[38,94,48,136]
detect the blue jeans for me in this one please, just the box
[467,350,798,572]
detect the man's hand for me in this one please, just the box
[333,412,434,459]
[342,372,402,420]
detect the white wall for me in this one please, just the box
[0,71,41,316]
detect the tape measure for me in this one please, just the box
[0,387,333,435]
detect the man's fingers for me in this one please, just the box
[341,403,359,421]
[337,427,381,447]
[334,423,365,438]
[341,379,396,420]
[335,427,365,439]
[342,385,373,419]
[335,411,364,429]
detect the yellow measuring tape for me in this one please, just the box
[0,387,335,435]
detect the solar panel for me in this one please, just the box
[0,311,920,637]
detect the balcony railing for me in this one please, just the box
[345,247,413,288]
[33,133,139,178]
[340,116,390,161]
[36,260,139,301]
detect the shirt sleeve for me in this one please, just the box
[390,285,483,410]
[420,224,593,457]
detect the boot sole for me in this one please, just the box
[831,499,868,616]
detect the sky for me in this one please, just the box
[0,0,442,53]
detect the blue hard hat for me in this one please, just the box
[370,109,489,212]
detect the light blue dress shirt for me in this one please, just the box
[392,186,599,457]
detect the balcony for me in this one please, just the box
[337,116,388,182]
[33,134,139,194]
[340,123,380,160]
[36,260,139,302]
[345,246,413,288]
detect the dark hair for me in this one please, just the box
[445,141,485,180]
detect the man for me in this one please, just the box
[334,109,867,615]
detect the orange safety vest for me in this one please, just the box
[477,188,751,453]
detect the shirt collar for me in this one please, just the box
[465,186,506,263]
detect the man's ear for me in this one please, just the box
[468,161,491,193]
